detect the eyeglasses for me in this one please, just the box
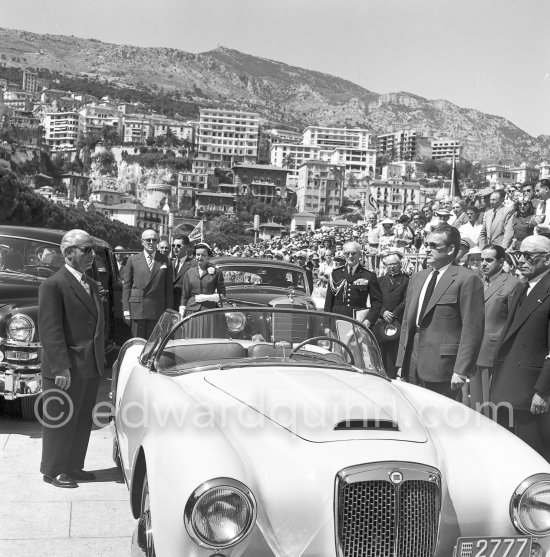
[172,243,183,248]
[142,238,158,243]
[72,245,95,254]
[424,242,447,250]
[343,251,358,257]
[511,251,547,262]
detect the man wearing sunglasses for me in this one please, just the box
[396,223,484,399]
[172,234,194,310]
[38,229,106,488]
[490,235,550,460]
[122,229,174,338]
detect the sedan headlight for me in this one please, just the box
[6,314,35,342]
[225,312,246,333]
[184,478,256,548]
[511,474,550,536]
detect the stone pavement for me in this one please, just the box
[0,377,135,557]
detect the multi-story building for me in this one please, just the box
[430,138,462,161]
[296,160,343,215]
[88,188,128,206]
[197,108,259,170]
[195,186,236,216]
[61,173,92,200]
[22,70,38,94]
[270,143,323,186]
[329,147,376,178]
[40,88,73,104]
[79,104,123,139]
[43,110,79,151]
[485,164,517,187]
[510,162,539,184]
[381,161,426,181]
[178,171,208,195]
[232,163,290,203]
[122,115,153,144]
[153,119,195,145]
[376,130,421,162]
[370,181,424,219]
[302,126,371,150]
[2,90,35,112]
[539,162,550,181]
[104,202,169,233]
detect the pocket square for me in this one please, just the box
[160,264,167,269]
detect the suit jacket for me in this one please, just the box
[396,264,484,382]
[476,271,522,368]
[490,271,550,410]
[478,205,515,249]
[181,265,226,312]
[378,271,409,321]
[122,251,174,320]
[38,266,105,380]
[323,264,383,325]
[173,255,196,310]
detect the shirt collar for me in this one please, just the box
[143,250,156,259]
[65,263,84,282]
[528,269,550,290]
[430,262,452,276]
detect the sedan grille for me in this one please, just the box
[270,303,309,343]
[336,463,440,557]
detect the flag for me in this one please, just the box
[188,220,204,242]
[364,184,378,216]
[451,154,462,199]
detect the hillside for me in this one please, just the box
[1,27,548,164]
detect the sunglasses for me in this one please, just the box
[343,252,358,256]
[424,242,447,250]
[172,243,183,248]
[510,251,547,262]
[72,245,95,254]
[142,238,158,243]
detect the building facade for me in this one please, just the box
[43,111,79,151]
[296,160,343,215]
[430,138,462,161]
[376,130,420,162]
[302,126,371,150]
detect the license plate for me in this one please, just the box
[6,351,37,361]
[456,536,531,557]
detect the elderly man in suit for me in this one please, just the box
[490,235,550,460]
[324,241,382,327]
[478,190,514,249]
[171,234,195,310]
[469,244,522,413]
[377,251,409,378]
[122,228,173,338]
[38,229,106,488]
[396,223,485,398]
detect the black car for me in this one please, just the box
[0,225,128,418]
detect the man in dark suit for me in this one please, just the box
[296,251,314,293]
[122,228,174,338]
[490,235,550,460]
[171,234,195,310]
[470,244,522,413]
[396,223,485,398]
[378,251,409,378]
[38,229,106,488]
[478,190,514,249]
[324,241,382,328]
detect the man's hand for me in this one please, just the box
[382,310,395,323]
[54,369,71,390]
[531,393,550,415]
[123,311,131,325]
[450,373,467,390]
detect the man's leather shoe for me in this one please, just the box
[68,469,96,481]
[43,473,78,488]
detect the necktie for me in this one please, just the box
[418,270,439,325]
[517,282,529,307]
[147,256,154,271]
[484,278,491,289]
[174,259,180,277]
[81,275,91,296]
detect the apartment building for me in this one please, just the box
[43,110,79,151]
[302,126,371,150]
[376,129,420,161]
[105,202,169,233]
[295,160,343,215]
[197,108,259,170]
[153,120,195,145]
[371,181,424,219]
[2,90,35,112]
[510,162,539,184]
[232,163,290,203]
[381,160,426,181]
[485,164,517,187]
[539,162,550,181]
[79,104,123,138]
[329,147,376,178]
[22,70,38,94]
[270,143,323,186]
[122,116,153,144]
[431,138,462,161]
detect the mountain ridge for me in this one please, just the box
[1,26,548,164]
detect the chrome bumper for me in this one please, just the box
[0,338,42,400]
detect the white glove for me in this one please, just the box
[195,294,219,303]
[179,306,186,317]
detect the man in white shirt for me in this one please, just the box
[533,179,550,236]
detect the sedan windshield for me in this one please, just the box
[0,236,64,278]
[146,308,385,377]
[219,265,307,291]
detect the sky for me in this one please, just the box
[2,0,549,137]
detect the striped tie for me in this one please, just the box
[147,256,154,271]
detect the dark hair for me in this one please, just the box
[174,234,190,245]
[193,242,213,256]
[466,205,480,215]
[398,214,411,224]
[431,223,461,258]
[539,179,550,190]
[492,189,506,201]
[482,244,506,261]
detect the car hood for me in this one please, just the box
[225,286,311,307]
[203,367,427,443]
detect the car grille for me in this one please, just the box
[270,303,309,343]
[336,463,440,557]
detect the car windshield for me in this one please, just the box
[144,308,385,377]
[0,236,65,278]
[220,265,307,291]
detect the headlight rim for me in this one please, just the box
[6,313,35,342]
[225,311,247,333]
[510,473,550,536]
[184,477,256,549]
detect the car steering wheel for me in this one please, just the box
[288,336,355,366]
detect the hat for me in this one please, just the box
[334,251,345,263]
[459,237,474,249]
[114,245,125,251]
[312,253,320,260]
[436,209,452,218]
[380,218,395,225]
[296,251,307,258]
[373,320,401,344]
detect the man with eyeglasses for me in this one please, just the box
[122,228,174,338]
[323,241,382,328]
[396,223,484,399]
[38,229,106,488]
[172,234,194,311]
[490,235,550,460]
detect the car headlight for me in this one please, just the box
[511,474,550,536]
[6,314,35,342]
[225,312,246,333]
[184,478,256,548]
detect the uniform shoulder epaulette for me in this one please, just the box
[333,264,345,270]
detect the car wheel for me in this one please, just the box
[20,395,41,421]
[134,473,156,557]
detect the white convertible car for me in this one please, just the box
[111,307,550,557]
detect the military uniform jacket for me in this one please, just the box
[323,264,382,325]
